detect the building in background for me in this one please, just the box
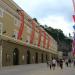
[0,0,58,67]
[58,51,63,59]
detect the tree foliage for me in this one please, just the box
[33,18,72,53]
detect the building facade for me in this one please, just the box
[0,0,58,67]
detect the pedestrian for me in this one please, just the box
[56,59,60,67]
[68,59,71,67]
[65,59,68,67]
[46,60,49,67]
[52,58,56,70]
[49,60,52,70]
[59,59,63,69]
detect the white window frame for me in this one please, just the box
[14,18,20,27]
[0,7,3,17]
[13,30,18,39]
[26,26,32,34]
[0,23,3,35]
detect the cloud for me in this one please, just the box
[14,0,73,18]
[13,0,74,36]
[39,15,73,36]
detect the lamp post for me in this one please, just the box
[0,23,3,68]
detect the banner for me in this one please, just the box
[43,31,46,48]
[30,21,35,44]
[47,37,50,49]
[17,11,24,40]
[38,29,42,47]
[73,15,75,22]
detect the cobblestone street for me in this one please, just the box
[0,63,75,75]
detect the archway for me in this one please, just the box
[41,53,43,63]
[35,52,38,63]
[13,48,19,65]
[27,50,31,64]
[46,54,48,61]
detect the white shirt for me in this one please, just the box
[52,59,56,64]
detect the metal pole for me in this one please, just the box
[0,23,3,68]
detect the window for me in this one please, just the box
[35,32,38,38]
[25,35,30,44]
[0,23,3,35]
[34,41,38,46]
[14,18,20,27]
[26,26,32,34]
[12,30,18,39]
[0,7,3,17]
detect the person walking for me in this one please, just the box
[49,60,52,70]
[65,59,68,67]
[68,59,71,67]
[59,59,63,69]
[56,59,60,67]
[46,60,49,67]
[52,58,56,70]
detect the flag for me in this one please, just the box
[73,25,75,30]
[73,15,75,22]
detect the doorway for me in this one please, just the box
[13,48,19,65]
[41,53,43,63]
[35,52,38,63]
[27,50,31,64]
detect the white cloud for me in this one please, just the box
[39,15,73,36]
[13,0,74,37]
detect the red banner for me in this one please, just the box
[30,21,35,44]
[43,31,46,48]
[72,15,75,22]
[38,29,42,47]
[17,11,24,40]
[47,37,51,49]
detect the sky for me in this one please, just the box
[13,0,74,37]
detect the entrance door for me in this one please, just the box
[13,48,19,65]
[27,50,30,64]
[35,52,38,63]
[46,54,48,61]
[41,53,43,63]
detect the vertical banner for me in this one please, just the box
[17,11,24,40]
[72,15,75,22]
[38,29,42,47]
[72,0,75,56]
[43,31,46,48]
[47,37,50,49]
[72,25,75,56]
[30,21,35,44]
